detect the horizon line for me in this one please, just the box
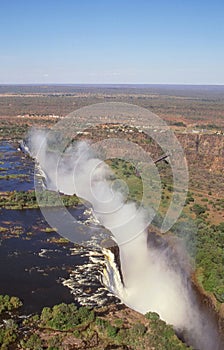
[0,83,224,87]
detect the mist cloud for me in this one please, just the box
[28,128,222,350]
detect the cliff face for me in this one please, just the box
[83,126,224,195]
[177,133,223,172]
[77,123,223,192]
[176,133,224,195]
[135,131,223,195]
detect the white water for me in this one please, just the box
[27,131,223,350]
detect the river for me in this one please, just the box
[0,141,119,314]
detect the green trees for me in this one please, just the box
[0,190,79,209]
[0,319,18,349]
[106,324,118,338]
[0,295,22,349]
[144,311,191,350]
[0,299,191,349]
[132,322,147,336]
[20,334,43,350]
[0,295,22,314]
[192,203,207,216]
[40,303,95,331]
[145,311,160,321]
[196,222,224,302]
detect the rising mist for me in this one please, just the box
[27,128,223,350]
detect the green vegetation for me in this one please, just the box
[45,227,56,233]
[195,123,222,130]
[0,190,79,209]
[93,310,189,349]
[0,191,38,209]
[173,191,224,303]
[0,86,223,348]
[0,295,22,314]
[0,319,18,350]
[0,124,28,140]
[0,295,22,349]
[20,334,43,350]
[107,157,224,307]
[169,121,187,127]
[0,224,25,239]
[145,312,191,349]
[107,158,164,212]
[185,191,195,205]
[168,187,224,306]
[191,203,207,216]
[38,190,79,208]
[195,220,224,302]
[40,303,95,330]
[0,299,189,349]
[47,237,69,244]
[0,174,28,180]
[31,304,190,349]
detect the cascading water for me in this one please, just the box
[26,131,224,350]
[101,247,127,301]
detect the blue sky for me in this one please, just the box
[0,0,224,84]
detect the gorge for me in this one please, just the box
[27,128,224,350]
